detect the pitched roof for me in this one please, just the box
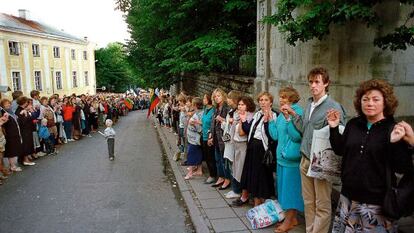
[0,13,86,44]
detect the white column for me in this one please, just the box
[0,39,8,86]
[77,49,83,88]
[43,46,51,94]
[23,42,33,93]
[88,45,96,94]
[65,48,71,90]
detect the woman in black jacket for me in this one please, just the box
[15,96,36,166]
[1,99,23,172]
[327,79,413,233]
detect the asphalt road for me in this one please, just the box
[0,111,192,233]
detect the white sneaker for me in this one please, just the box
[11,167,22,172]
[68,139,75,142]
[37,152,46,157]
[23,162,36,166]
[225,191,241,199]
[87,134,92,138]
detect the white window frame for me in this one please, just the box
[32,44,40,57]
[71,49,76,60]
[84,71,89,86]
[12,71,22,91]
[72,71,78,87]
[83,50,88,60]
[53,46,60,58]
[34,71,42,91]
[55,71,62,89]
[9,41,20,55]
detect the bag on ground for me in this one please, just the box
[246,199,285,229]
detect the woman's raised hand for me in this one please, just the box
[326,109,340,128]
[391,124,406,143]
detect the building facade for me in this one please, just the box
[256,0,414,120]
[0,10,96,99]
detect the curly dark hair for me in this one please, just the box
[239,96,256,112]
[354,79,398,117]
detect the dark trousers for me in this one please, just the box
[107,138,115,158]
[63,121,72,139]
[44,137,55,154]
[82,119,90,135]
[202,140,217,178]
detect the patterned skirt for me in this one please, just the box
[332,194,397,233]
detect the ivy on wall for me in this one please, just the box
[264,0,414,51]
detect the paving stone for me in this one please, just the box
[232,206,251,218]
[189,180,213,192]
[200,198,229,209]
[204,207,237,220]
[197,191,222,200]
[210,218,247,232]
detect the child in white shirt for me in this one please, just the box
[100,119,116,161]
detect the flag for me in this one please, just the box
[147,91,160,118]
[124,98,133,110]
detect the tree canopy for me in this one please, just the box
[115,0,256,88]
[264,0,414,51]
[95,43,142,93]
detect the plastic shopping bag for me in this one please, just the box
[246,199,285,229]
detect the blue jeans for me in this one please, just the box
[63,121,72,139]
[215,147,231,179]
[178,128,185,153]
[232,177,241,194]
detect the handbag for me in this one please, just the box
[222,133,231,142]
[382,164,414,219]
[262,148,275,168]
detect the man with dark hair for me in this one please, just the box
[282,67,346,233]
[11,90,23,113]
[30,90,41,110]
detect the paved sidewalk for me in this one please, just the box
[155,122,414,233]
[155,123,306,233]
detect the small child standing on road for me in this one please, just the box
[99,119,116,161]
[39,118,56,155]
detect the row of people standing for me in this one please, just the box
[0,90,132,185]
[164,66,414,233]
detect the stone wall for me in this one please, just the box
[174,73,255,97]
[257,0,414,121]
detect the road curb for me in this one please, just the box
[155,124,213,233]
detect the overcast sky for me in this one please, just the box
[0,0,130,48]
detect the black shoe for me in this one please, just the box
[218,183,231,190]
[211,181,224,187]
[231,198,248,207]
[180,160,188,166]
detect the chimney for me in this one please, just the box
[18,9,31,20]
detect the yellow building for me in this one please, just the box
[0,10,96,99]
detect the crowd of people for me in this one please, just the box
[0,90,148,185]
[155,67,414,233]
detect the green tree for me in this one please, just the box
[115,0,256,87]
[264,0,414,51]
[95,43,140,92]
